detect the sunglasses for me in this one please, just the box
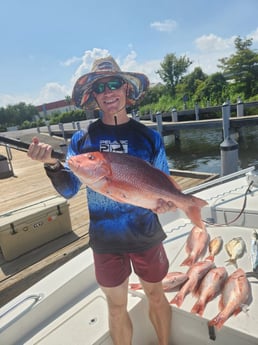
[92,78,125,94]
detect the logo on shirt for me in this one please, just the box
[100,140,128,153]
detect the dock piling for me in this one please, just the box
[156,111,163,135]
[237,97,244,117]
[172,108,178,122]
[220,101,239,176]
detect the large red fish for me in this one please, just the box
[68,152,207,229]
[208,268,252,330]
[170,260,215,307]
[180,225,210,266]
[191,267,228,316]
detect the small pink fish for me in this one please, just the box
[191,267,228,316]
[208,268,252,330]
[170,260,215,307]
[180,226,210,266]
[129,272,189,292]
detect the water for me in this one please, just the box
[164,126,258,175]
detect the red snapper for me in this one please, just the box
[68,152,207,229]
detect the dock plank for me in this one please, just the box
[0,145,217,307]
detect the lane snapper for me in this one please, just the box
[191,267,228,316]
[205,236,223,262]
[208,268,252,330]
[180,225,210,266]
[68,152,208,229]
[129,272,189,292]
[225,237,246,268]
[170,260,215,307]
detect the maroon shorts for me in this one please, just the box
[93,243,169,287]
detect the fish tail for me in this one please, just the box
[205,255,215,262]
[185,205,205,230]
[169,293,184,307]
[225,259,238,268]
[128,283,142,290]
[208,313,226,330]
[191,301,205,316]
[180,255,196,267]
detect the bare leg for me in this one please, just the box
[100,278,133,345]
[140,279,172,345]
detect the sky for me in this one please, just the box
[1,0,258,108]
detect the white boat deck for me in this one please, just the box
[0,170,258,345]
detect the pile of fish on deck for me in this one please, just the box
[130,227,258,330]
[67,151,258,330]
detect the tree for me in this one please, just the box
[194,72,228,105]
[0,103,38,127]
[141,83,167,106]
[65,95,72,111]
[157,53,192,97]
[218,36,258,99]
[176,67,208,102]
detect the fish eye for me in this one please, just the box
[88,154,95,160]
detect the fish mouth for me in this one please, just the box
[67,159,80,173]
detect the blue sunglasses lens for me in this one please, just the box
[92,79,124,94]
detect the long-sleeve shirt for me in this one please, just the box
[45,118,169,254]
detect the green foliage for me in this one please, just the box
[0,102,37,128]
[218,36,258,99]
[139,37,258,114]
[157,53,192,97]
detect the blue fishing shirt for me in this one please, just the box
[46,118,169,253]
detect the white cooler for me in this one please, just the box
[0,196,72,261]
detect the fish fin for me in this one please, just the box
[180,255,196,267]
[128,283,142,290]
[191,301,205,316]
[208,313,226,330]
[205,255,215,262]
[163,285,183,292]
[225,259,238,268]
[185,204,206,229]
[232,306,242,317]
[169,293,184,307]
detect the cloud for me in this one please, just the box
[191,30,258,74]
[34,82,70,104]
[150,19,177,32]
[70,48,110,86]
[0,82,71,108]
[195,33,236,52]
[0,94,26,108]
[192,34,236,74]
[248,27,258,44]
[60,56,81,67]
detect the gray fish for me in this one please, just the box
[225,237,246,268]
[251,230,258,272]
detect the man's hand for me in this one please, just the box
[152,199,177,214]
[27,137,57,165]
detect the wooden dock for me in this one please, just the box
[0,143,218,308]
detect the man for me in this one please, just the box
[28,56,173,345]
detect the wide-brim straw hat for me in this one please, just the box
[72,56,149,109]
